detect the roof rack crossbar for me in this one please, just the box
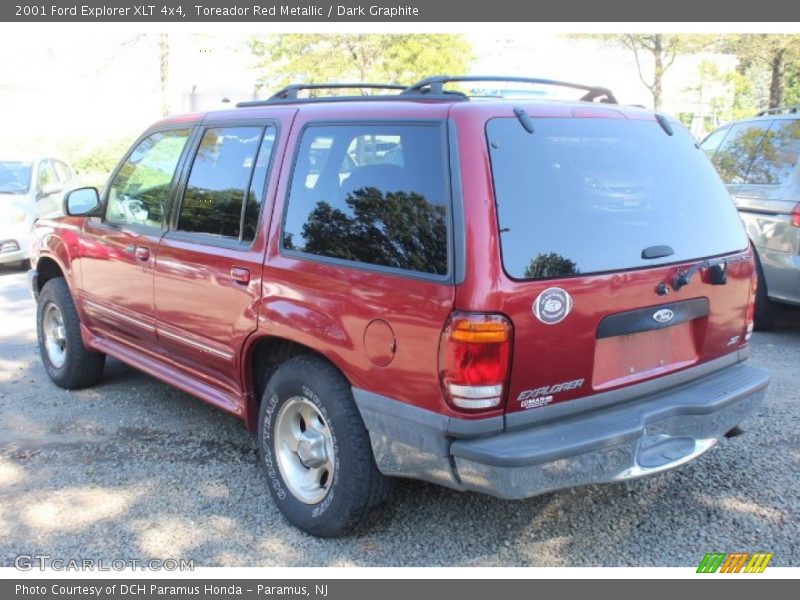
[757,105,799,116]
[272,83,405,101]
[402,75,618,104]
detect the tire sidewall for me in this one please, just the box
[258,360,366,536]
[37,282,69,382]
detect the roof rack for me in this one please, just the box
[236,75,618,107]
[403,75,618,104]
[757,106,799,116]
[237,83,407,107]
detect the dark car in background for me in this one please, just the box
[701,107,800,329]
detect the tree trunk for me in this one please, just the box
[769,47,786,109]
[159,34,170,117]
[652,34,664,110]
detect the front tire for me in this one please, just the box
[257,355,390,537]
[36,278,105,389]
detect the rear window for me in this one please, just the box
[487,116,748,280]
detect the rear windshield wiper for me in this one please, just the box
[673,257,729,291]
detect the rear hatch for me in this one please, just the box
[483,109,753,414]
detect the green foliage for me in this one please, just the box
[523,253,579,279]
[295,188,448,275]
[59,136,135,188]
[248,34,474,91]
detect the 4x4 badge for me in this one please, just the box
[652,308,675,324]
[533,287,573,325]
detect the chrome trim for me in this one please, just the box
[157,327,235,360]
[83,299,156,333]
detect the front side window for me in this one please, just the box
[282,124,449,276]
[37,160,58,191]
[177,126,275,241]
[53,160,72,183]
[106,129,191,228]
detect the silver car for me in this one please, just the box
[701,107,800,329]
[0,156,77,268]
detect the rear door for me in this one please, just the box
[153,112,292,406]
[479,111,752,414]
[80,128,193,351]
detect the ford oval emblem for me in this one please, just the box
[652,308,675,324]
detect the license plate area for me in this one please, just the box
[592,322,699,390]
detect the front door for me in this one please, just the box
[79,127,193,353]
[154,116,289,406]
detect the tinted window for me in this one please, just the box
[710,121,769,184]
[487,117,749,280]
[177,127,271,239]
[107,129,191,228]
[0,161,32,194]
[283,124,448,275]
[746,119,800,185]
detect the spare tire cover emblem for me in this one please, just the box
[533,287,573,325]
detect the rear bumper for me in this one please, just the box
[353,357,769,499]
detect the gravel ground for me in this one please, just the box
[0,265,798,567]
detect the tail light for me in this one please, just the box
[792,203,800,228]
[439,312,513,411]
[746,265,757,341]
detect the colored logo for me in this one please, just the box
[533,287,573,325]
[652,308,675,324]
[696,552,773,573]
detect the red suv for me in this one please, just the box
[29,76,769,537]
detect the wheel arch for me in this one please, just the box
[242,334,352,433]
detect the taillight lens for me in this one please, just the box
[746,265,757,341]
[791,203,800,228]
[439,312,512,411]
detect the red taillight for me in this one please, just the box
[792,203,800,228]
[439,312,512,411]
[746,265,757,341]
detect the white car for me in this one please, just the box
[0,157,77,268]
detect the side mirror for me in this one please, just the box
[39,182,62,198]
[64,187,102,217]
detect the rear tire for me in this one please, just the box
[36,278,105,389]
[257,355,390,537]
[753,254,779,331]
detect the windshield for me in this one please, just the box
[487,116,749,280]
[0,161,33,194]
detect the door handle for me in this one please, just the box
[134,246,150,261]
[231,266,250,284]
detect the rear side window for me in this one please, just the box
[710,121,770,184]
[487,117,748,280]
[177,126,276,241]
[107,129,191,228]
[746,119,800,185]
[282,124,448,276]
